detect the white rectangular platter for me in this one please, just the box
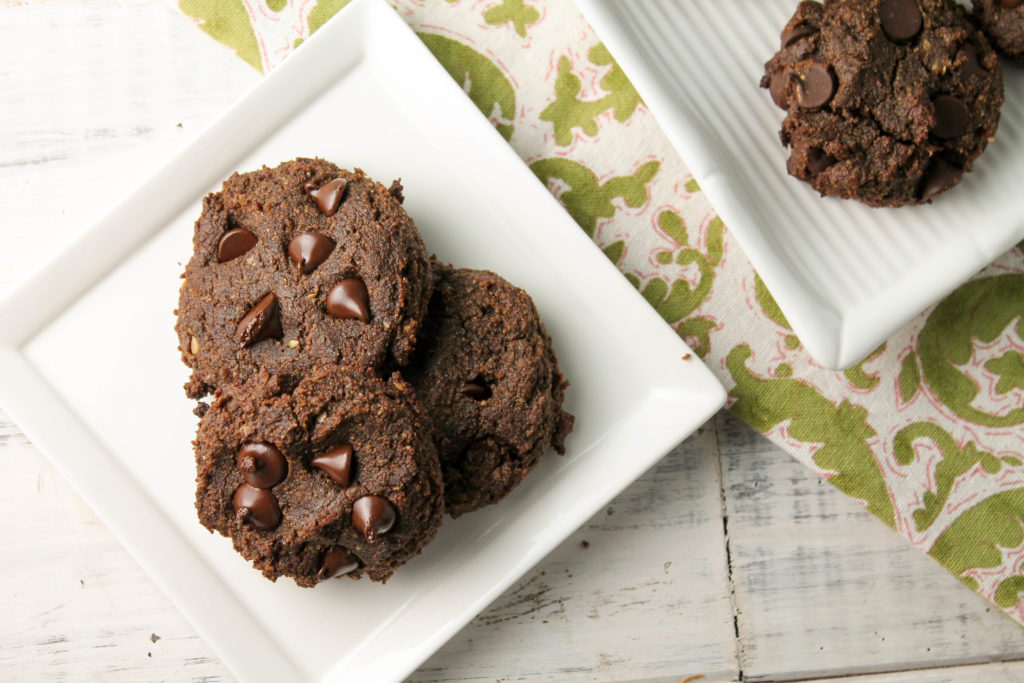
[0,0,727,680]
[576,0,1024,369]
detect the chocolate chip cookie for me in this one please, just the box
[408,266,573,517]
[974,0,1024,63]
[761,0,1004,207]
[176,158,434,399]
[194,366,443,586]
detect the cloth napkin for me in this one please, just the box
[172,0,1024,627]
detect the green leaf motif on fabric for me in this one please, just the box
[180,0,263,72]
[705,216,725,268]
[417,33,516,141]
[529,158,658,236]
[727,344,895,527]
[267,0,287,12]
[893,423,1001,533]
[985,351,1024,395]
[309,0,352,35]
[659,210,688,246]
[754,274,792,331]
[684,178,701,193]
[918,274,1024,427]
[636,209,722,359]
[930,489,1024,606]
[540,43,642,146]
[899,352,921,403]
[677,318,717,359]
[603,240,625,265]
[483,0,540,37]
[843,344,886,390]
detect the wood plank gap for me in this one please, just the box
[715,411,746,682]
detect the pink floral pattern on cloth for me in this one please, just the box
[171,0,1024,627]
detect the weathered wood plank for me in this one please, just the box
[717,412,1024,682]
[812,659,1024,683]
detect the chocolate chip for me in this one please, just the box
[769,70,792,109]
[918,156,963,202]
[931,95,969,139]
[217,228,257,263]
[326,279,370,322]
[304,178,347,217]
[288,232,335,274]
[233,484,282,530]
[317,547,359,581]
[351,496,396,541]
[311,444,353,487]
[806,148,837,176]
[879,0,922,42]
[795,63,836,110]
[461,378,492,401]
[236,293,283,347]
[959,44,987,78]
[1002,0,1022,8]
[236,442,288,489]
[782,23,816,48]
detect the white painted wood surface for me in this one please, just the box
[1,2,1023,681]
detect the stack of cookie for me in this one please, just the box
[175,158,573,587]
[761,0,1016,207]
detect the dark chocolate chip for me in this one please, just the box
[217,228,257,263]
[959,44,987,78]
[918,157,964,202]
[782,23,816,48]
[1002,0,1022,9]
[288,232,335,274]
[311,444,353,487]
[317,547,359,581]
[351,496,396,541]
[806,148,837,176]
[236,293,283,348]
[236,442,288,489]
[326,279,370,322]
[461,378,492,401]
[795,63,836,110]
[304,178,347,217]
[769,70,792,109]
[931,95,969,139]
[879,0,922,42]
[233,484,282,530]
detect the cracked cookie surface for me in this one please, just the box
[407,266,573,517]
[761,0,1003,207]
[194,367,443,586]
[176,158,434,399]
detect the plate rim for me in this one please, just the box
[0,0,727,680]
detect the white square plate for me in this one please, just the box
[0,0,726,680]
[576,0,1024,369]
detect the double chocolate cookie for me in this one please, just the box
[176,158,434,399]
[762,0,1003,207]
[408,266,573,517]
[194,366,443,586]
[974,0,1024,63]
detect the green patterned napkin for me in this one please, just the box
[173,0,1024,627]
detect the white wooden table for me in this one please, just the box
[2,2,1023,681]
